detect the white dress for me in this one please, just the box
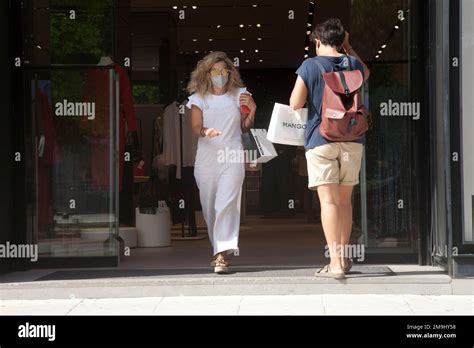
[186,88,247,256]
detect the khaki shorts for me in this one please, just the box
[305,142,364,190]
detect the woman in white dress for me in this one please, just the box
[186,52,257,274]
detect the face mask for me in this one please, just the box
[211,75,228,88]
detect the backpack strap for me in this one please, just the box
[314,57,327,74]
[344,54,353,71]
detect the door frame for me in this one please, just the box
[448,0,474,277]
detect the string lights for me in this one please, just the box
[375,9,409,60]
[304,0,316,59]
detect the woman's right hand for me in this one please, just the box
[205,128,222,138]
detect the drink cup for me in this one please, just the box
[240,92,251,113]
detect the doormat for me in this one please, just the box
[35,266,394,281]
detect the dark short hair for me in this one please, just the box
[311,18,345,48]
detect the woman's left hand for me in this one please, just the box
[240,93,257,113]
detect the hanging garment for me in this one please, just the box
[186,88,247,256]
[161,101,198,179]
[83,64,137,192]
[152,115,163,160]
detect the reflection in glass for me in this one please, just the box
[351,0,420,251]
[31,67,118,258]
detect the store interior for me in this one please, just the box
[19,0,427,268]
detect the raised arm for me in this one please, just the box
[342,32,370,81]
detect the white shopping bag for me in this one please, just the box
[242,129,278,164]
[267,103,308,146]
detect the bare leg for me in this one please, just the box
[317,184,343,273]
[339,185,354,269]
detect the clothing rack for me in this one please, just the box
[154,99,201,240]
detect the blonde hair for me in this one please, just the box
[187,51,244,96]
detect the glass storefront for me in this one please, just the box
[350,0,425,253]
[27,67,119,258]
[15,0,434,266]
[21,0,119,259]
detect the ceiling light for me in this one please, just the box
[172,6,177,9]
[306,31,311,35]
[305,47,309,51]
[304,54,308,58]
[257,38,262,41]
[240,50,244,53]
[394,25,400,29]
[307,23,312,27]
[193,39,197,42]
[192,5,197,9]
[183,5,187,9]
[255,49,259,53]
[239,24,244,28]
[252,4,258,7]
[256,24,261,27]
[195,51,199,53]
[242,38,246,41]
[216,25,221,28]
[245,59,250,63]
[375,55,380,59]
[378,50,382,54]
[381,44,387,48]
[259,59,263,62]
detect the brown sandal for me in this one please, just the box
[213,254,229,274]
[210,255,230,267]
[343,258,353,273]
[315,264,345,279]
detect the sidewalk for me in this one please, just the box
[0,295,472,315]
[0,265,472,300]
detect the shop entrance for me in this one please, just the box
[115,0,428,268]
[16,0,431,270]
